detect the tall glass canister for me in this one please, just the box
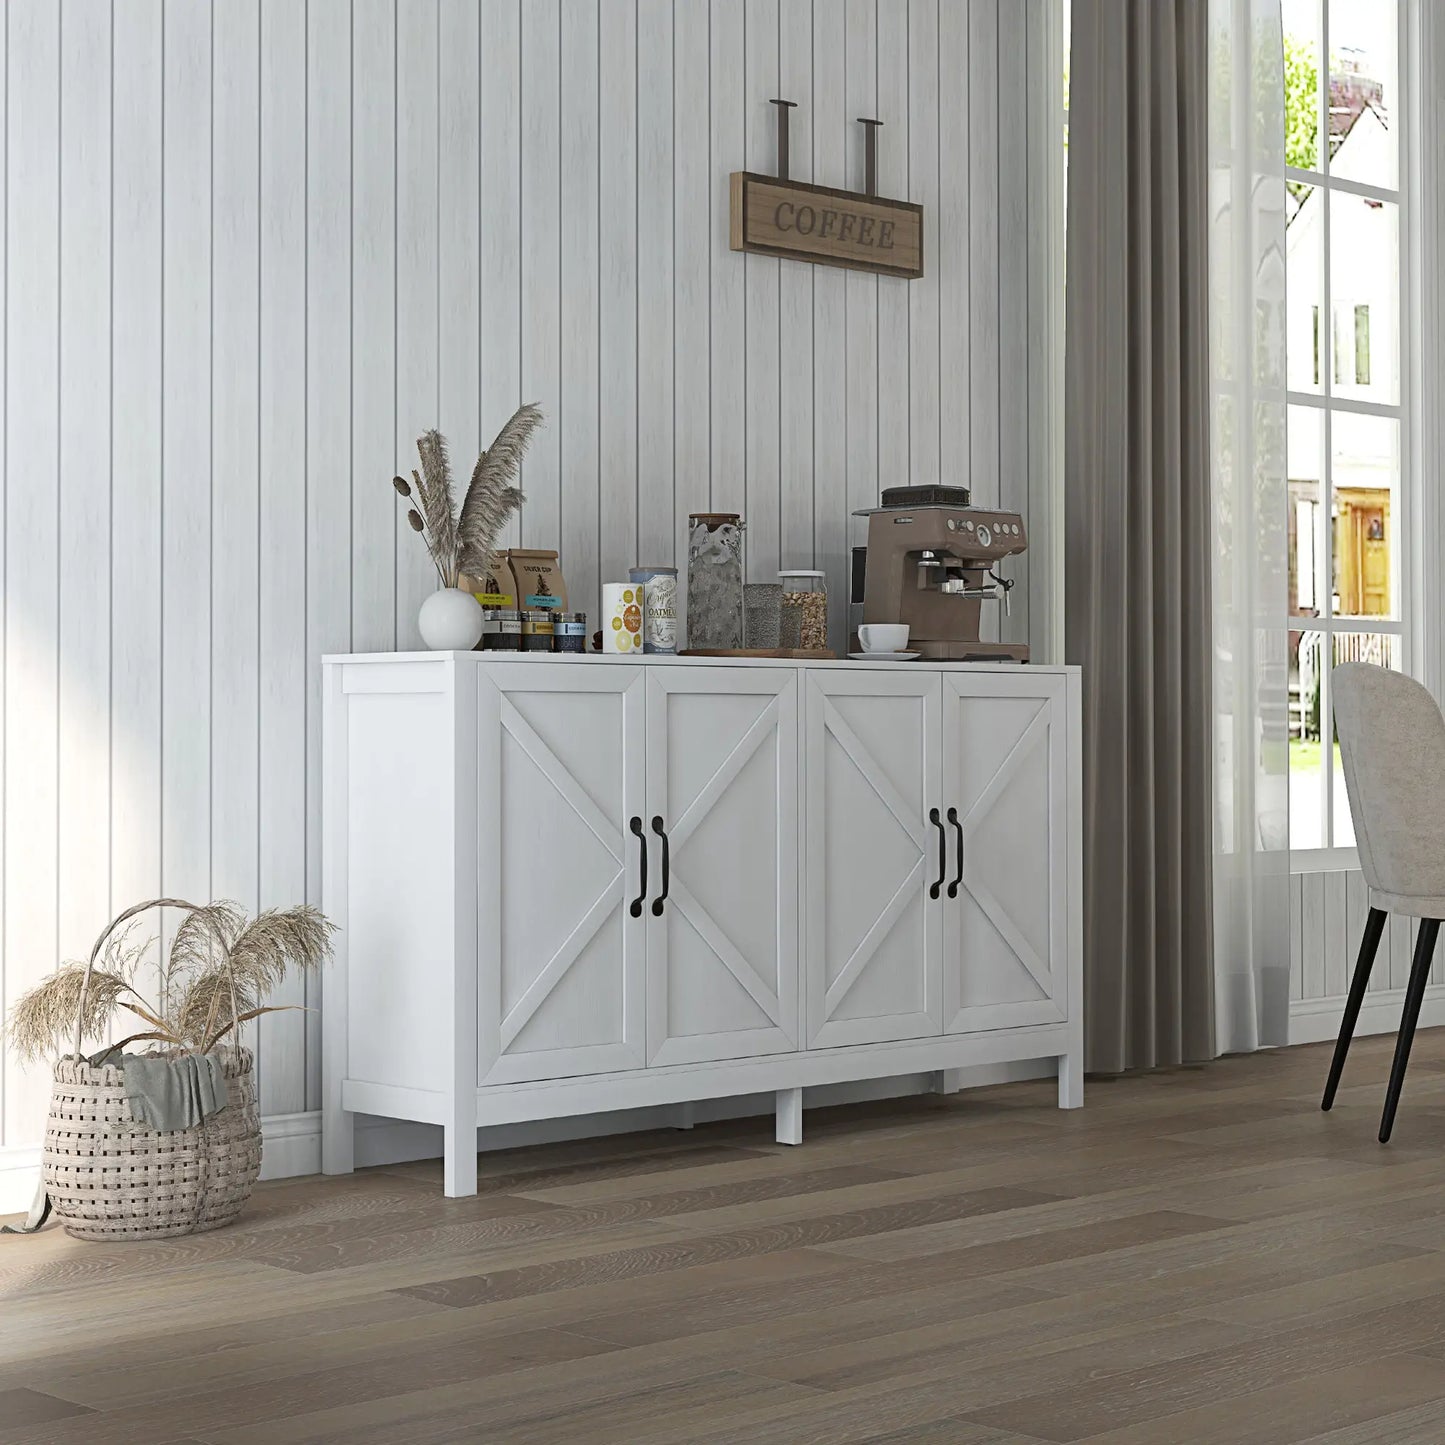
[685,514,744,649]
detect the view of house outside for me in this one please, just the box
[1282,0,1400,850]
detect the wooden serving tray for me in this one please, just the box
[679,647,837,659]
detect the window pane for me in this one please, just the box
[1329,195,1397,405]
[1327,0,1397,190]
[1331,412,1399,620]
[1330,632,1402,847]
[1288,406,1325,619]
[1286,185,1323,395]
[1283,0,1323,178]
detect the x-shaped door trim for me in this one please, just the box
[660,693,784,1024]
[955,701,1053,996]
[498,696,625,1045]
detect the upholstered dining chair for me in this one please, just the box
[1323,662,1445,1141]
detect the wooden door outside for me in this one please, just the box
[645,667,800,1065]
[803,670,943,1047]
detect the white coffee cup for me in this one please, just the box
[858,623,909,653]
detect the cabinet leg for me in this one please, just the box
[321,1108,354,1177]
[1058,1051,1084,1110]
[443,1123,478,1198]
[932,1069,963,1096]
[775,1087,804,1146]
[672,1101,697,1131]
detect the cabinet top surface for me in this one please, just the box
[324,651,1079,675]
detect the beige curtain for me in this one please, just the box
[1065,0,1216,1071]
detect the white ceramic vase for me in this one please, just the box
[418,587,484,651]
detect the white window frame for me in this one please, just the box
[1287,0,1410,873]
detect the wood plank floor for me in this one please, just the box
[8,1034,1445,1443]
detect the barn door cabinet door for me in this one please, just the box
[803,670,943,1047]
[478,663,648,1084]
[644,667,800,1065]
[941,671,1069,1031]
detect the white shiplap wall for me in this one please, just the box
[0,0,1058,1163]
[1287,868,1445,1043]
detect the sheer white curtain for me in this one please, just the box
[1210,0,1292,1053]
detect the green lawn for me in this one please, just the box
[1289,739,1341,773]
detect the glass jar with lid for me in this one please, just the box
[778,569,828,650]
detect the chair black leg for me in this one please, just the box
[1322,906,1387,1111]
[1380,918,1441,1143]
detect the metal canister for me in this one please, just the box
[521,609,555,651]
[485,609,523,650]
[553,612,588,653]
[629,566,679,653]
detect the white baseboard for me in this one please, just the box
[0,1057,1054,1217]
[1288,984,1445,1045]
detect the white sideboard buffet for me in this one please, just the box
[321,652,1082,1196]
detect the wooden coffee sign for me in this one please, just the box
[729,103,923,280]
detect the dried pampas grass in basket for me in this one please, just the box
[6,897,335,1241]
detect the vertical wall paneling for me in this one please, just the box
[212,0,262,1073]
[161,0,213,964]
[109,0,164,1032]
[1025,0,1057,659]
[843,0,878,594]
[811,0,846,652]
[966,0,1000,515]
[777,0,813,571]
[876,0,910,498]
[741,0,779,583]
[937,0,968,519]
[599,0,639,586]
[1323,871,1347,1000]
[709,0,745,523]
[4,0,59,1141]
[395,1,440,648]
[0,0,1060,1164]
[906,0,939,488]
[480,0,522,555]
[259,0,307,1116]
[560,0,600,619]
[520,0,562,556]
[350,0,397,654]
[1344,871,1367,998]
[743,0,780,584]
[58,3,112,971]
[997,0,1028,648]
[635,0,674,569]
[966,0,1000,641]
[439,0,481,479]
[1300,871,1324,999]
[306,0,353,1112]
[672,0,709,639]
[1288,873,1303,1001]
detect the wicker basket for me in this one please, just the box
[41,899,264,1241]
[43,1048,261,1241]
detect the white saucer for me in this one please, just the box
[848,650,921,661]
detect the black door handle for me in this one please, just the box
[629,816,647,917]
[929,807,945,900]
[651,817,671,916]
[947,806,964,898]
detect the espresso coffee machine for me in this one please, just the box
[852,485,1028,661]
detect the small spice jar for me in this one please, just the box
[521,609,555,651]
[553,612,588,653]
[485,609,523,650]
[779,570,829,650]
